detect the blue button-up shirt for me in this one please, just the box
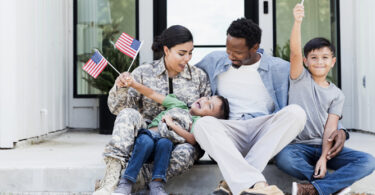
[195,49,290,119]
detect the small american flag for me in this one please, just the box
[83,51,108,78]
[115,33,141,58]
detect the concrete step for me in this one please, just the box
[0,129,374,194]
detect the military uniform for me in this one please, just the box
[103,58,211,188]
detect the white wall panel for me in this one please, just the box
[341,0,375,132]
[0,0,70,148]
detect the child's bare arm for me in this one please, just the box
[290,3,305,79]
[314,114,340,179]
[123,72,165,104]
[322,114,340,159]
[163,115,196,145]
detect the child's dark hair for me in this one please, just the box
[216,95,230,120]
[303,37,336,57]
[227,18,262,49]
[152,25,193,59]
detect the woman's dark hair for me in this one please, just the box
[216,95,230,120]
[152,25,193,59]
[227,18,262,49]
[303,37,336,57]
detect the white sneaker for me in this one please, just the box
[336,187,351,195]
[292,182,297,195]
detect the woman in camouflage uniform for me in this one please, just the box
[94,25,211,195]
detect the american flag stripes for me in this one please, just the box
[83,51,108,78]
[115,33,141,58]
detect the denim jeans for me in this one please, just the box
[275,143,375,195]
[123,128,173,183]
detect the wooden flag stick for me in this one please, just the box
[94,49,121,75]
[127,40,144,72]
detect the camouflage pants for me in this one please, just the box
[103,108,199,189]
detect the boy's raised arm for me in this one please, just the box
[290,3,305,80]
[122,72,166,104]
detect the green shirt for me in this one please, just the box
[148,94,200,132]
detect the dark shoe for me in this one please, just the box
[213,180,232,195]
[292,182,318,195]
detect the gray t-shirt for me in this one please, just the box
[289,68,345,145]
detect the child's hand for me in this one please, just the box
[122,72,134,87]
[115,72,133,88]
[162,115,174,127]
[293,3,304,23]
[313,157,327,179]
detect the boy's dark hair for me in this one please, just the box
[303,37,336,57]
[227,18,262,49]
[216,95,230,120]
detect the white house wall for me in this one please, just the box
[0,0,70,148]
[341,0,375,133]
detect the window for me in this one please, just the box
[274,0,340,86]
[74,0,138,96]
[165,0,244,64]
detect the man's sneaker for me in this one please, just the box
[292,182,318,195]
[148,181,168,195]
[335,187,351,195]
[240,183,284,195]
[112,178,133,195]
[213,180,232,195]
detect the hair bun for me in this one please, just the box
[151,35,163,52]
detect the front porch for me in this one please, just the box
[0,129,374,194]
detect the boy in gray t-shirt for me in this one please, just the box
[275,3,375,195]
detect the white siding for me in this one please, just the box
[341,0,375,132]
[0,0,70,148]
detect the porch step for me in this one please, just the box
[0,129,374,194]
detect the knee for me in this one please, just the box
[193,116,219,137]
[136,134,154,150]
[359,153,375,175]
[156,138,173,151]
[118,108,141,119]
[283,104,306,130]
[171,143,195,165]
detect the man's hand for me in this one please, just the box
[327,129,346,159]
[313,157,327,179]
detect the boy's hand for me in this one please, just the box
[293,3,304,23]
[115,72,133,88]
[313,157,327,179]
[162,115,174,127]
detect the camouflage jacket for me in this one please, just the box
[108,58,211,121]
[158,107,197,144]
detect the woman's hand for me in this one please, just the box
[115,72,133,88]
[313,157,327,179]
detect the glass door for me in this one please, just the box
[274,0,340,86]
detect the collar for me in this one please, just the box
[257,49,270,72]
[154,57,192,79]
[222,48,269,72]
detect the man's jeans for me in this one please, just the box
[123,129,173,183]
[275,143,375,195]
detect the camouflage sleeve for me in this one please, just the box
[107,68,143,115]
